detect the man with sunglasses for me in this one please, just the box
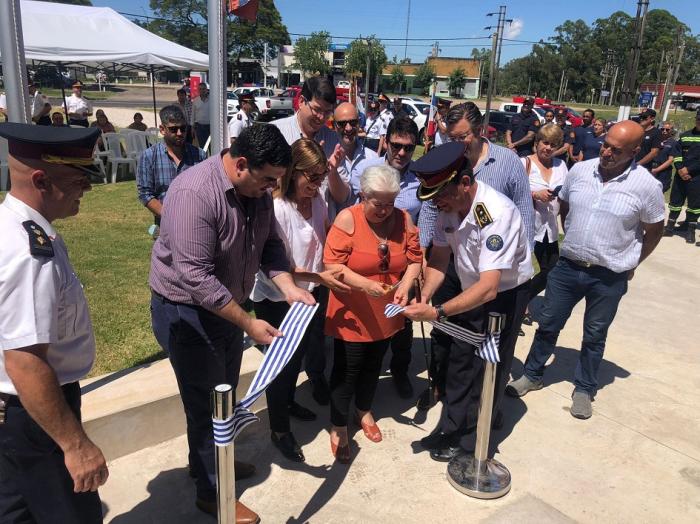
[272,76,350,218]
[403,141,533,462]
[150,125,315,521]
[137,105,207,235]
[352,117,423,398]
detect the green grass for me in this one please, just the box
[42,88,115,101]
[2,182,163,376]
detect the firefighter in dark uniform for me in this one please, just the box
[505,96,540,157]
[552,108,576,164]
[665,111,700,245]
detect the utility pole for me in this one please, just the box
[653,49,665,108]
[557,69,566,102]
[403,0,411,61]
[661,28,685,121]
[485,6,512,97]
[609,65,619,106]
[482,32,498,133]
[263,42,268,88]
[617,0,649,122]
[364,38,371,108]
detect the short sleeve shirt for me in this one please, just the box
[227,110,251,140]
[0,195,95,395]
[433,182,534,292]
[64,94,92,117]
[508,112,540,155]
[636,127,662,164]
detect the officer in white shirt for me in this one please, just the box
[0,92,7,121]
[64,81,93,127]
[403,141,533,462]
[0,123,107,522]
[377,94,394,154]
[362,100,385,153]
[227,92,255,145]
[29,81,52,125]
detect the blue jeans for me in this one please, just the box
[523,258,628,395]
[150,292,243,502]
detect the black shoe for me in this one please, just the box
[310,378,330,405]
[522,312,533,326]
[677,221,688,232]
[416,387,439,411]
[271,432,305,462]
[465,410,504,434]
[430,445,463,462]
[393,373,414,399]
[289,401,316,421]
[420,431,457,450]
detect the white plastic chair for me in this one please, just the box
[124,131,149,169]
[145,127,161,147]
[0,137,9,191]
[102,132,136,183]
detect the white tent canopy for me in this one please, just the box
[0,0,208,70]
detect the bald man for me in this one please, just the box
[507,121,665,420]
[0,124,107,522]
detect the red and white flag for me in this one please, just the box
[230,0,259,21]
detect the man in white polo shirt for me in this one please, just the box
[507,121,665,419]
[403,141,533,461]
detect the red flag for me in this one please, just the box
[230,0,259,21]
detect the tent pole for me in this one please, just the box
[150,65,158,128]
[0,0,31,123]
[58,62,69,120]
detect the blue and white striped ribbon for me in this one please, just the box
[383,304,500,363]
[228,301,319,440]
[213,415,235,447]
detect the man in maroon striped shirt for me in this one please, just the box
[149,125,315,521]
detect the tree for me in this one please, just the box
[414,63,435,95]
[292,31,331,76]
[344,36,388,90]
[389,66,406,93]
[448,68,466,97]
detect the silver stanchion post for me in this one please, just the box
[212,384,236,524]
[447,312,511,499]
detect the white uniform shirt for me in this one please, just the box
[434,130,448,146]
[379,109,394,135]
[64,94,92,118]
[0,194,96,395]
[0,93,6,113]
[364,115,384,139]
[522,156,568,243]
[192,96,211,125]
[252,195,328,302]
[227,110,251,141]
[559,158,665,273]
[31,91,50,119]
[433,181,534,292]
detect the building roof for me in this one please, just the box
[383,57,480,79]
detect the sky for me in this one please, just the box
[93,0,699,65]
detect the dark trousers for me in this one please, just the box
[523,258,628,395]
[304,287,329,383]
[253,288,324,433]
[0,383,103,524]
[194,123,210,149]
[150,293,244,502]
[35,116,51,126]
[429,257,461,395]
[654,169,672,193]
[185,124,194,144]
[330,338,391,427]
[441,281,530,434]
[668,173,700,223]
[68,118,89,127]
[530,233,560,300]
[389,319,413,377]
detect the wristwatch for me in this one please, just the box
[434,304,447,323]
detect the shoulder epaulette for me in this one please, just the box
[22,220,54,257]
[474,202,493,228]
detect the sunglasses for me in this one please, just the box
[165,125,188,134]
[301,169,328,186]
[378,242,390,273]
[389,141,416,153]
[335,119,358,128]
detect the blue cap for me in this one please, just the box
[410,141,467,201]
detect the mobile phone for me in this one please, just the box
[550,185,563,197]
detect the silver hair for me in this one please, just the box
[360,164,400,196]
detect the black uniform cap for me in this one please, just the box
[0,122,101,177]
[238,92,255,102]
[410,141,467,201]
[523,96,535,106]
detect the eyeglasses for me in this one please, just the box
[662,128,673,133]
[447,129,475,142]
[378,243,390,273]
[304,98,333,119]
[165,125,188,134]
[335,119,358,128]
[388,141,416,154]
[301,169,328,186]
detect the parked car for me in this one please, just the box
[226,91,239,120]
[281,86,303,112]
[337,80,351,89]
[484,110,513,140]
[400,98,432,141]
[231,87,294,121]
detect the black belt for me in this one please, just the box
[563,257,599,269]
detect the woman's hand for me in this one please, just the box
[364,280,389,298]
[319,268,351,293]
[392,281,412,306]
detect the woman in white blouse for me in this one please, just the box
[251,138,350,463]
[521,124,568,324]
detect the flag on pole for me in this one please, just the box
[230,0,259,21]
[426,81,438,138]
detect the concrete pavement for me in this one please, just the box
[98,232,700,523]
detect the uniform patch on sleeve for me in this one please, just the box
[474,202,493,228]
[486,234,504,251]
[22,220,54,257]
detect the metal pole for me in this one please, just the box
[364,39,371,109]
[609,66,619,106]
[0,0,31,123]
[403,0,411,62]
[263,42,268,88]
[212,384,236,524]
[447,313,511,499]
[482,32,498,135]
[208,0,227,154]
[150,66,158,128]
[660,29,685,121]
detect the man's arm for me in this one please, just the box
[509,158,536,247]
[639,147,660,167]
[136,150,159,215]
[5,346,107,493]
[420,244,451,302]
[505,129,514,149]
[145,199,163,217]
[638,220,664,266]
[512,130,536,148]
[558,198,569,234]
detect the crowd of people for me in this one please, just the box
[0,73,697,523]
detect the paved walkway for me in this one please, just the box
[100,234,700,523]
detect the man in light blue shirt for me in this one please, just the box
[507,121,665,419]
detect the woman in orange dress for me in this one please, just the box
[324,164,422,463]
